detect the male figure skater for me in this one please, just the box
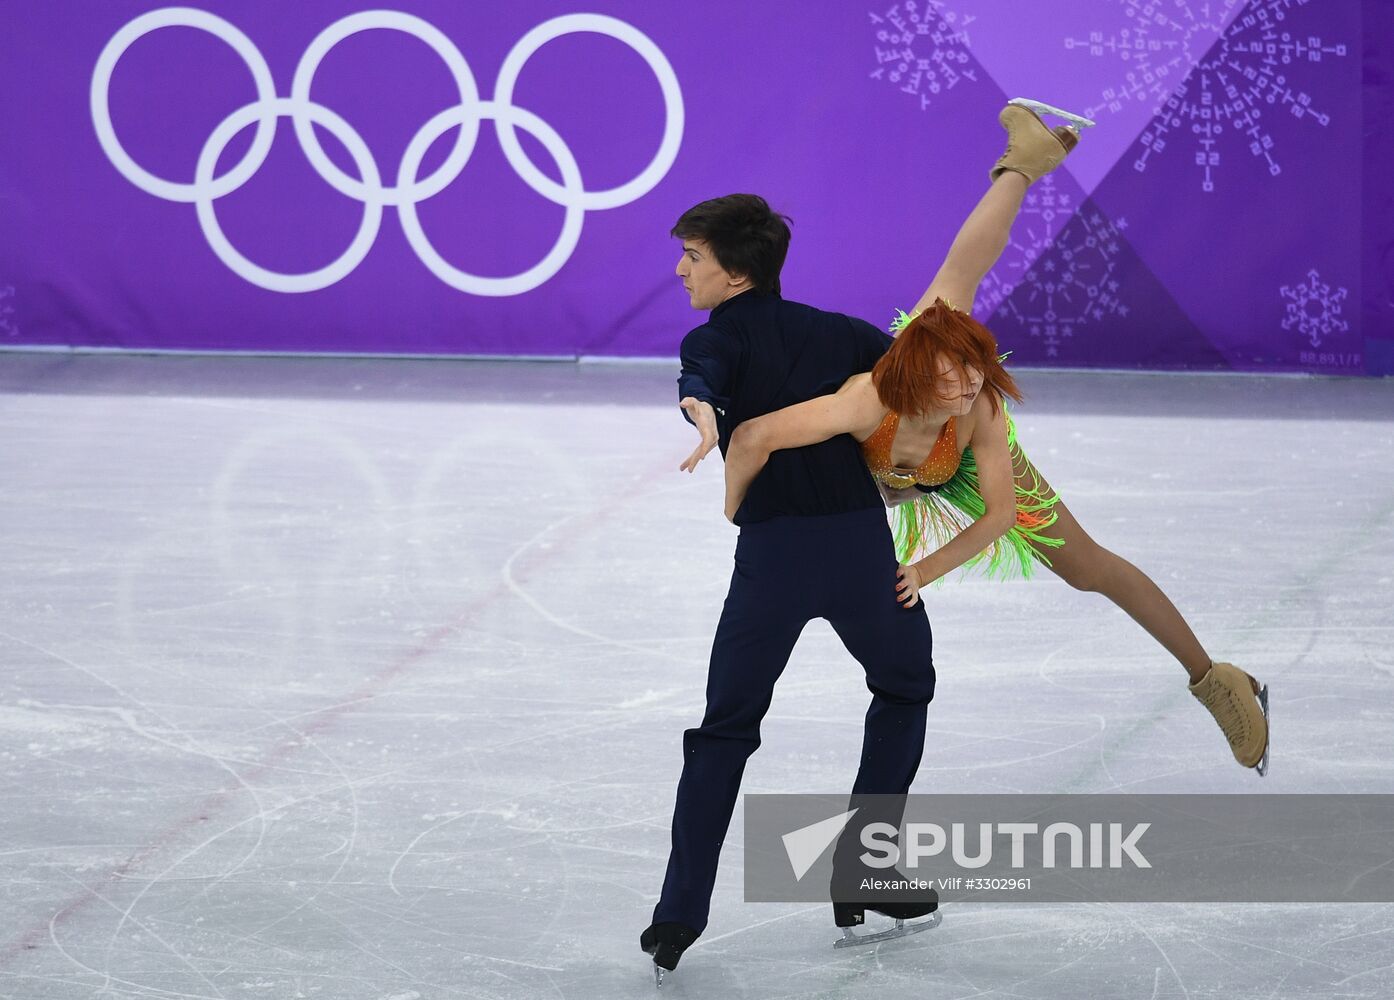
[640,194,938,982]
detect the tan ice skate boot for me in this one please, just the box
[1189,661,1270,776]
[989,97,1094,184]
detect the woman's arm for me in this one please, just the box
[895,396,1017,606]
[908,171,1030,318]
[723,377,886,522]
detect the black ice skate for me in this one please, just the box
[832,890,942,949]
[640,921,698,987]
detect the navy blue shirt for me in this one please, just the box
[678,290,893,525]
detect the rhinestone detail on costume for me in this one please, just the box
[861,411,960,489]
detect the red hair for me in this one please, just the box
[871,299,1022,417]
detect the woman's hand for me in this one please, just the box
[723,422,766,526]
[896,562,926,607]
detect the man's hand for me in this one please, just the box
[679,397,718,472]
[877,480,922,508]
[895,562,925,608]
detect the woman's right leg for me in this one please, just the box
[1019,460,1211,681]
[1017,457,1268,771]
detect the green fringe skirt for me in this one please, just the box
[892,409,1065,580]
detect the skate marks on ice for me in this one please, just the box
[0,357,1392,998]
[626,902,1394,999]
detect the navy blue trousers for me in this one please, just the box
[652,506,936,933]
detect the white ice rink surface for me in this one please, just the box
[2,354,1392,999]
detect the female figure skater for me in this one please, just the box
[721,99,1270,775]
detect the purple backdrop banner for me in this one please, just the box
[1,0,1388,373]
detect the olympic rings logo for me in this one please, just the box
[91,7,684,296]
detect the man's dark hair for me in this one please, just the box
[671,194,792,295]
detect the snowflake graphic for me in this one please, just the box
[869,1,977,111]
[1064,0,1242,120]
[991,208,1131,360]
[0,285,15,338]
[976,175,1078,318]
[1280,267,1348,349]
[1066,0,1348,191]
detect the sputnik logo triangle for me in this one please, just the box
[782,808,858,882]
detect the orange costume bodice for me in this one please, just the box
[860,412,962,489]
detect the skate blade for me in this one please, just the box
[653,962,664,988]
[1007,97,1097,130]
[1255,683,1270,777]
[833,910,942,949]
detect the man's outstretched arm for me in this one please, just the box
[676,326,735,472]
[678,397,718,472]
